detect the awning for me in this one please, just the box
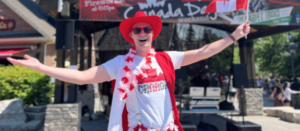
[0,48,29,59]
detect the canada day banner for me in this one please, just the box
[79,0,300,25]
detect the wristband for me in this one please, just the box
[229,34,237,45]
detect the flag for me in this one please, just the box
[205,0,248,13]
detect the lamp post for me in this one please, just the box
[287,34,298,80]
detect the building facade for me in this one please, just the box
[0,0,56,66]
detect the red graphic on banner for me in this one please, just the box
[80,0,124,21]
[80,0,168,21]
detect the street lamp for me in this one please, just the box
[288,40,298,79]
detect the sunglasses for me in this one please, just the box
[131,27,152,34]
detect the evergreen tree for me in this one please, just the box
[186,24,196,42]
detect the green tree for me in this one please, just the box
[291,31,300,78]
[233,45,240,64]
[254,32,300,78]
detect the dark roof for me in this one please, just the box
[2,0,56,38]
[18,0,55,27]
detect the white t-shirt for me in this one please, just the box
[283,87,298,101]
[103,51,184,130]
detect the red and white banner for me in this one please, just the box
[205,0,248,13]
[79,0,299,25]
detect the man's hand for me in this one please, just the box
[232,21,251,40]
[7,55,42,70]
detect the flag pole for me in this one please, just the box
[245,0,249,39]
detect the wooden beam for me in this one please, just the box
[81,22,120,34]
[197,24,259,34]
[54,50,65,103]
[49,9,59,19]
[87,34,92,68]
[66,29,79,103]
[247,26,300,41]
[78,30,88,41]
[196,24,299,41]
[198,24,236,32]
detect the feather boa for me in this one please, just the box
[117,46,156,101]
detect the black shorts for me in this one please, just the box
[284,100,291,103]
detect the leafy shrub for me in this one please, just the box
[0,66,54,106]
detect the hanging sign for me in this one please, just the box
[0,20,15,31]
[79,0,300,25]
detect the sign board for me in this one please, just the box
[0,20,15,31]
[79,0,300,25]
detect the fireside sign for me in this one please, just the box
[79,0,300,25]
[0,20,15,31]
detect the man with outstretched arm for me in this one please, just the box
[8,11,250,131]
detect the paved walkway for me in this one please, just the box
[202,113,300,131]
[81,96,108,131]
[81,118,108,131]
[241,116,300,131]
[80,94,299,131]
[81,114,300,131]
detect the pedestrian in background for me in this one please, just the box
[257,77,262,88]
[270,80,288,106]
[283,82,300,107]
[291,78,300,109]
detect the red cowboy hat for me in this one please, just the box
[119,11,162,44]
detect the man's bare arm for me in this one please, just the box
[7,55,111,85]
[37,65,111,85]
[181,36,234,66]
[181,21,250,67]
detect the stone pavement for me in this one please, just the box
[67,94,300,131]
[242,115,300,131]
[80,113,300,131]
[81,96,108,131]
[206,94,300,131]
[79,96,296,131]
[81,118,108,131]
